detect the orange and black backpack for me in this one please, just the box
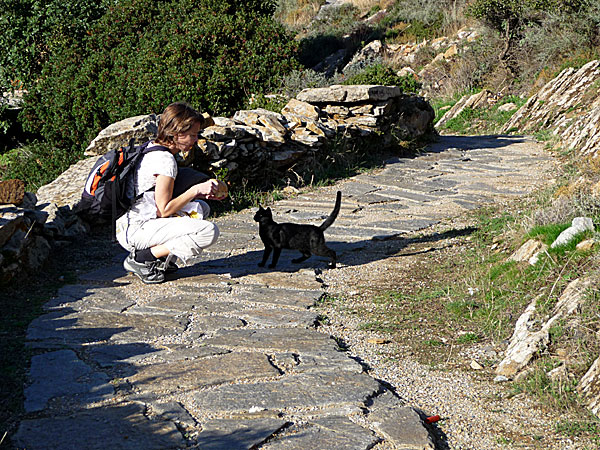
[80,139,169,222]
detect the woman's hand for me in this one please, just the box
[195,179,228,200]
[193,179,219,199]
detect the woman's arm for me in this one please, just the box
[154,175,219,218]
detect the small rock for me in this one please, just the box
[494,375,510,383]
[368,338,389,345]
[576,238,595,251]
[470,360,484,370]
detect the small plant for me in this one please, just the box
[525,223,571,246]
[1,140,81,191]
[456,332,480,344]
[424,339,445,347]
[340,63,421,92]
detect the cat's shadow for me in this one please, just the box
[172,226,477,280]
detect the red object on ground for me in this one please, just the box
[424,415,441,424]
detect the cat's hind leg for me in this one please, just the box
[314,246,336,268]
[292,252,311,264]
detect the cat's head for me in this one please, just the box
[253,206,272,222]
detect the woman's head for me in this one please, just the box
[156,102,207,151]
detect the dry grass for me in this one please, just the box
[276,0,323,29]
[346,0,380,13]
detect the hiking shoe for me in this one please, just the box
[158,256,179,274]
[123,253,165,284]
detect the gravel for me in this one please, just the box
[316,219,594,450]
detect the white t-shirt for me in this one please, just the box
[135,145,178,194]
[122,143,177,222]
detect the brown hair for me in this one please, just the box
[155,102,205,147]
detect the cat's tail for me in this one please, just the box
[319,191,342,231]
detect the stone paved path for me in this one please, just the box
[15,135,555,449]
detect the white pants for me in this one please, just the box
[116,201,219,266]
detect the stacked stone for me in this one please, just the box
[0,85,434,283]
[193,85,433,184]
[0,193,50,283]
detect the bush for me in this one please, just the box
[279,69,329,99]
[467,0,589,69]
[378,0,469,41]
[1,141,75,191]
[21,0,300,153]
[0,0,109,91]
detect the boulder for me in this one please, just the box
[85,114,158,156]
[496,277,597,378]
[503,60,600,157]
[297,85,402,103]
[436,90,496,129]
[578,357,600,416]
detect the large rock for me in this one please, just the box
[579,357,600,416]
[297,85,402,103]
[503,60,600,157]
[436,90,496,129]
[85,114,158,156]
[496,277,597,378]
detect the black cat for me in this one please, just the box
[254,191,342,269]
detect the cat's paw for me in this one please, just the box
[327,262,336,269]
[268,263,277,269]
[258,262,265,267]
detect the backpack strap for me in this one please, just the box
[111,140,170,240]
[132,142,171,201]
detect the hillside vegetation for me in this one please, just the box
[2,0,599,190]
[2,0,600,447]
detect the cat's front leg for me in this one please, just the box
[268,248,282,268]
[259,246,272,267]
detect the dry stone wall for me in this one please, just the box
[0,85,434,283]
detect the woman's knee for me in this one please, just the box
[206,222,220,247]
[191,221,219,249]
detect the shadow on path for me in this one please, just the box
[167,226,478,281]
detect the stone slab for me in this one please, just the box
[238,271,324,291]
[358,219,439,233]
[192,372,380,413]
[375,188,437,203]
[126,351,280,395]
[369,406,435,450]
[196,417,288,450]
[27,310,188,346]
[78,264,131,284]
[24,350,113,412]
[86,343,229,368]
[151,401,197,428]
[44,285,134,313]
[237,308,319,328]
[188,315,246,333]
[126,293,218,314]
[339,181,381,196]
[231,285,323,309]
[204,328,338,353]
[14,403,186,450]
[262,416,379,450]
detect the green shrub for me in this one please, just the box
[1,141,77,191]
[340,63,421,92]
[279,69,329,99]
[0,0,109,91]
[21,0,300,153]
